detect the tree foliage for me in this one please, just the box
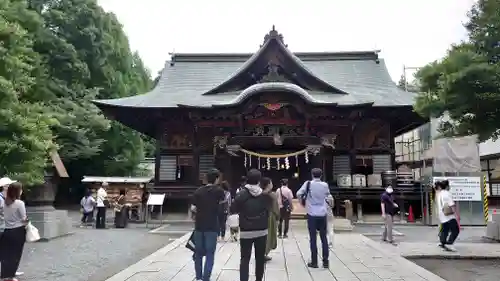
[1,0,154,186]
[0,0,56,184]
[414,0,500,141]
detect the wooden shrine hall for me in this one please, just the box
[93,27,425,209]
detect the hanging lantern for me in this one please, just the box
[305,152,309,164]
[276,158,280,170]
[266,158,271,170]
[285,157,290,169]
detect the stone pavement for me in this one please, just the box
[376,240,500,259]
[105,226,447,281]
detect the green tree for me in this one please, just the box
[0,0,56,184]
[414,0,500,141]
[30,0,153,177]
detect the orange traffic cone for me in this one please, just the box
[408,205,415,223]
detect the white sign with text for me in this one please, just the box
[147,193,166,206]
[433,176,482,201]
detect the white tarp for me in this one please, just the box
[432,135,480,173]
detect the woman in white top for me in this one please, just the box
[0,182,28,281]
[95,182,108,229]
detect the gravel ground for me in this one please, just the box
[412,259,500,281]
[18,211,191,281]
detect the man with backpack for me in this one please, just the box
[276,178,294,238]
[296,168,331,269]
[230,169,272,281]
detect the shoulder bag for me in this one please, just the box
[300,181,311,206]
[440,193,454,216]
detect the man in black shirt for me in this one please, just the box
[191,168,225,281]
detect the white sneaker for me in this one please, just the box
[15,271,24,276]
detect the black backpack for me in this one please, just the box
[280,188,291,212]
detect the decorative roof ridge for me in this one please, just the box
[202,26,348,96]
[168,51,379,63]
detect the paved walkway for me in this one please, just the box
[105,224,448,281]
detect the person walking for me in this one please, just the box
[276,178,293,238]
[296,168,330,269]
[0,182,28,281]
[80,189,96,227]
[95,182,108,229]
[231,169,272,281]
[437,180,460,251]
[218,181,231,241]
[263,178,279,262]
[381,186,398,245]
[0,177,24,278]
[325,193,335,247]
[191,168,225,281]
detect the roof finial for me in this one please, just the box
[261,25,286,47]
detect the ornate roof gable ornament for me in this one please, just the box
[259,63,291,83]
[261,25,287,47]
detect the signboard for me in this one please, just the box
[433,177,481,201]
[147,193,166,206]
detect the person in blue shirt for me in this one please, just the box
[296,168,331,269]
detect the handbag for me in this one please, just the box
[440,193,454,216]
[185,231,196,252]
[26,222,40,242]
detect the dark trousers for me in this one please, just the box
[96,207,106,229]
[307,215,329,264]
[278,208,291,236]
[240,235,267,281]
[81,211,93,224]
[0,226,26,278]
[440,218,460,245]
[218,213,227,238]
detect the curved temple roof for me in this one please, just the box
[202,26,346,95]
[93,27,417,109]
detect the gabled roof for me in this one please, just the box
[93,28,417,109]
[203,26,345,95]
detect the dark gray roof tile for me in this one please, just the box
[94,55,416,109]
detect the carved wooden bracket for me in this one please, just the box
[306,145,322,156]
[321,134,337,149]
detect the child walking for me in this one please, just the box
[326,194,335,247]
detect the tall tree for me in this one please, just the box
[0,0,56,184]
[414,0,500,141]
[29,0,153,177]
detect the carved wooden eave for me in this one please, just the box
[202,26,348,95]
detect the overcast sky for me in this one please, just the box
[98,0,476,82]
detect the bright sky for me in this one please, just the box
[98,0,476,82]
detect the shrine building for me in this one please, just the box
[93,27,425,212]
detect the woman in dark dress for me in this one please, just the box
[114,189,128,228]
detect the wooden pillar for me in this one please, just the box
[154,126,163,185]
[349,123,357,176]
[192,125,200,185]
[389,122,396,170]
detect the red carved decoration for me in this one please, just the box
[262,103,284,111]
